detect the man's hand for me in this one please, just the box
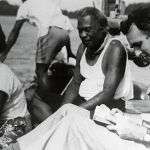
[128,48,150,67]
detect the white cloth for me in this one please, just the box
[79,34,133,101]
[17,104,150,150]
[0,63,29,120]
[16,0,73,37]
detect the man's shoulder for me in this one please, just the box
[109,39,125,49]
[106,39,126,57]
[103,38,126,69]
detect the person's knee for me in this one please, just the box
[31,98,52,123]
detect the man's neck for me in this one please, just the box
[87,37,107,57]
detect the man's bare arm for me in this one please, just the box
[62,44,85,104]
[80,40,126,110]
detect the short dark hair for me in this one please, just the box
[121,3,150,34]
[0,25,6,52]
[78,7,108,28]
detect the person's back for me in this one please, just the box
[0,25,31,148]
[0,63,29,121]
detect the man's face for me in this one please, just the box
[127,24,150,56]
[77,15,105,49]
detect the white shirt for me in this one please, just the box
[79,35,133,101]
[16,0,73,37]
[0,63,29,120]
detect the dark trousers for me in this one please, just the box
[35,62,74,111]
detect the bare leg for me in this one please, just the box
[31,95,52,125]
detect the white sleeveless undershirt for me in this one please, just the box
[79,34,133,101]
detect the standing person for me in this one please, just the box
[62,7,133,111]
[0,0,75,122]
[0,24,31,149]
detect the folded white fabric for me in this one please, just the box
[93,104,111,125]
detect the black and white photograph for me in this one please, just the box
[0,0,150,149]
